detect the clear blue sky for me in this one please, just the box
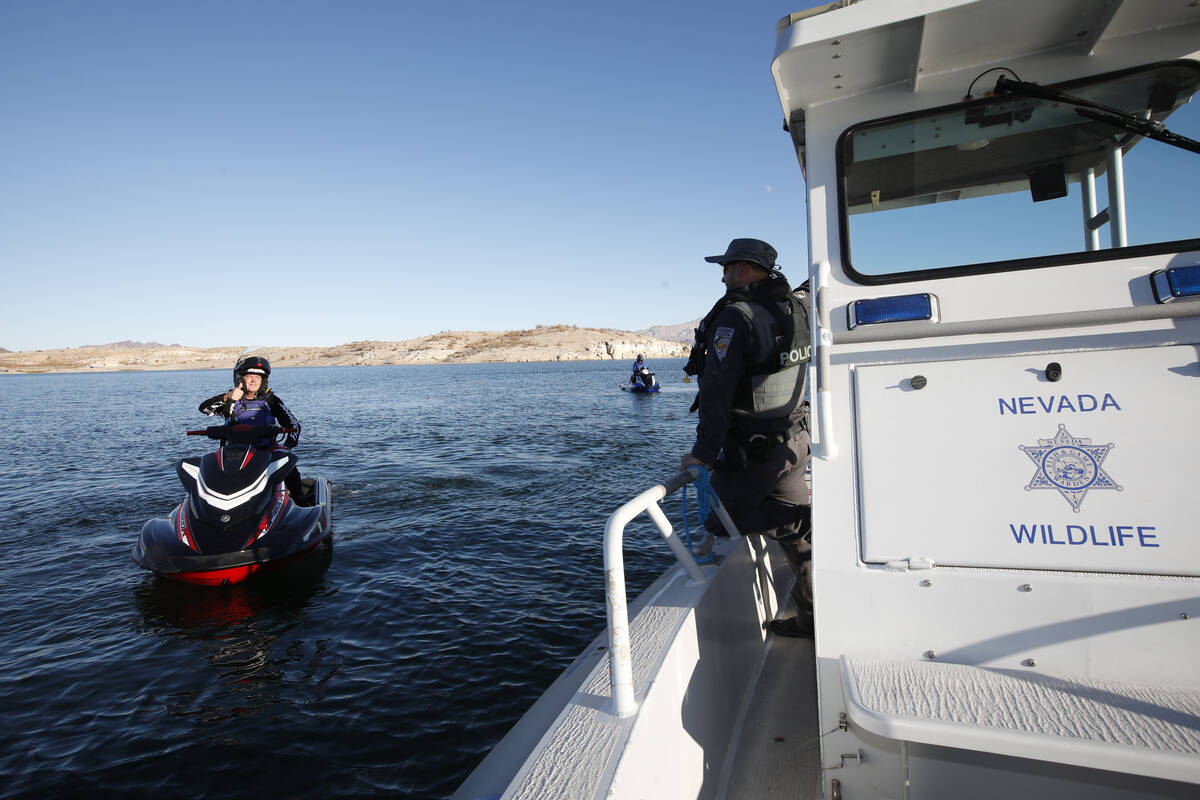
[0,0,824,351]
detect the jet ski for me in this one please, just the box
[133,423,332,586]
[621,366,661,393]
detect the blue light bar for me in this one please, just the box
[848,293,938,329]
[1151,265,1200,304]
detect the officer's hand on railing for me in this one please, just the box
[681,453,706,472]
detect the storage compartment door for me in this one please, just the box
[853,346,1200,576]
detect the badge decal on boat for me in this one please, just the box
[1019,424,1122,512]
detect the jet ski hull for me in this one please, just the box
[134,476,332,586]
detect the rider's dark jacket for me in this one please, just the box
[686,273,810,465]
[199,389,301,449]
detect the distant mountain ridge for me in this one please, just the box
[637,320,698,343]
[0,325,692,373]
[84,340,178,349]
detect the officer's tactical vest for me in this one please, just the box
[727,292,810,422]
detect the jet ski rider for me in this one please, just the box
[630,354,649,385]
[199,355,310,505]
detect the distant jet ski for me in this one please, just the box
[132,423,332,586]
[622,367,661,393]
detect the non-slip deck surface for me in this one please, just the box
[723,636,821,800]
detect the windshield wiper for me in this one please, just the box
[994,75,1200,156]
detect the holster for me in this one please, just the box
[718,431,772,471]
[720,426,800,471]
[718,439,749,471]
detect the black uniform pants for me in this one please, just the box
[706,429,813,622]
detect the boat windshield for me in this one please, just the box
[839,61,1200,282]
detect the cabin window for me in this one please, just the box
[838,61,1200,283]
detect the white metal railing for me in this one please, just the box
[811,258,838,460]
[1106,143,1128,248]
[602,466,741,717]
[1081,166,1101,251]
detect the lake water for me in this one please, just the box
[0,360,698,798]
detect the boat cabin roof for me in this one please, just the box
[772,0,1200,121]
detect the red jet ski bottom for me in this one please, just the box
[134,476,333,586]
[169,539,327,586]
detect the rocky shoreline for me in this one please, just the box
[0,325,693,374]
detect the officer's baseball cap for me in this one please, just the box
[703,238,778,271]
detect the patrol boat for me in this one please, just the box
[455,1,1200,797]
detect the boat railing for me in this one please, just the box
[811,258,837,460]
[602,465,741,717]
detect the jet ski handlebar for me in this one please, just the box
[185,423,298,444]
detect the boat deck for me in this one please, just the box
[455,536,821,800]
[723,631,821,799]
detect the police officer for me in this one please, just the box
[681,238,813,638]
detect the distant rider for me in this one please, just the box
[199,355,310,504]
[681,238,813,638]
[630,354,649,385]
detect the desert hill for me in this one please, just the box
[0,325,692,374]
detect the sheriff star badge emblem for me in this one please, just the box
[1019,424,1122,512]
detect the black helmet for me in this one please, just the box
[234,355,271,387]
[636,354,644,360]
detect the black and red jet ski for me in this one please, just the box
[132,423,332,586]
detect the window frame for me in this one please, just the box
[835,60,1200,286]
